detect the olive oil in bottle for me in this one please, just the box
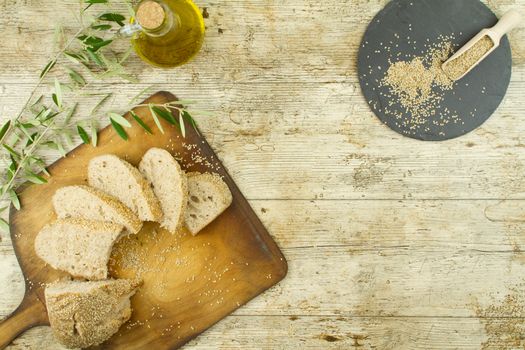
[131,0,205,68]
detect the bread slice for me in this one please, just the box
[184,172,233,235]
[139,148,188,233]
[88,154,162,222]
[45,279,138,349]
[35,219,126,280]
[53,185,143,234]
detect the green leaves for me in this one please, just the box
[98,13,125,26]
[77,125,90,144]
[9,190,20,210]
[149,105,164,134]
[7,157,17,181]
[78,35,113,52]
[131,111,152,134]
[90,94,112,115]
[3,144,20,160]
[64,52,89,65]
[25,171,47,184]
[0,6,135,215]
[40,60,56,79]
[178,110,186,138]
[86,48,104,67]
[42,140,66,157]
[182,110,198,132]
[64,103,78,126]
[84,0,108,11]
[25,132,38,147]
[109,113,130,140]
[0,218,9,233]
[91,121,98,147]
[129,86,153,105]
[0,120,11,141]
[144,105,199,137]
[151,106,179,126]
[52,78,63,108]
[67,68,86,86]
[108,113,131,128]
[91,24,112,31]
[110,118,128,140]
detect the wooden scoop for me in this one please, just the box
[442,9,522,81]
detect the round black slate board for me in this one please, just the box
[358,0,512,141]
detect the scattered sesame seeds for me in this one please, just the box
[376,36,465,134]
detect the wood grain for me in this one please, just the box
[1,92,286,349]
[1,0,525,348]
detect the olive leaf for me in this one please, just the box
[91,120,98,147]
[110,118,128,140]
[148,105,165,134]
[25,132,38,147]
[92,24,113,31]
[129,86,154,105]
[78,35,113,52]
[2,144,20,159]
[64,52,89,65]
[183,110,198,135]
[86,48,104,67]
[77,125,90,144]
[53,78,63,108]
[108,113,131,128]
[90,94,112,115]
[40,59,57,78]
[0,120,11,141]
[151,106,178,126]
[67,68,86,86]
[84,0,108,10]
[0,218,9,233]
[64,103,78,126]
[98,13,125,26]
[9,190,20,210]
[55,138,67,157]
[178,111,186,138]
[25,171,47,184]
[131,111,152,134]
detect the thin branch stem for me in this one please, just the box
[0,26,85,146]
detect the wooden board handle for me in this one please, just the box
[0,293,48,349]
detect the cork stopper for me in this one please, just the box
[136,1,165,30]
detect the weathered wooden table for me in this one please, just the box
[1,0,525,348]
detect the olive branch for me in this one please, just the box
[0,0,201,231]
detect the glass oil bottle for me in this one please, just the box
[128,0,205,68]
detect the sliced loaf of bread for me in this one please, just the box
[45,279,138,349]
[53,185,142,234]
[184,172,233,235]
[139,148,188,233]
[88,154,162,222]
[35,219,126,280]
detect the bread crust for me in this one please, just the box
[53,185,143,234]
[45,279,139,349]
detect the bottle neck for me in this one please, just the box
[141,3,177,37]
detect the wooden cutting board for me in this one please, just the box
[0,91,288,349]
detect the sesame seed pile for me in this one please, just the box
[378,36,459,133]
[443,35,494,80]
